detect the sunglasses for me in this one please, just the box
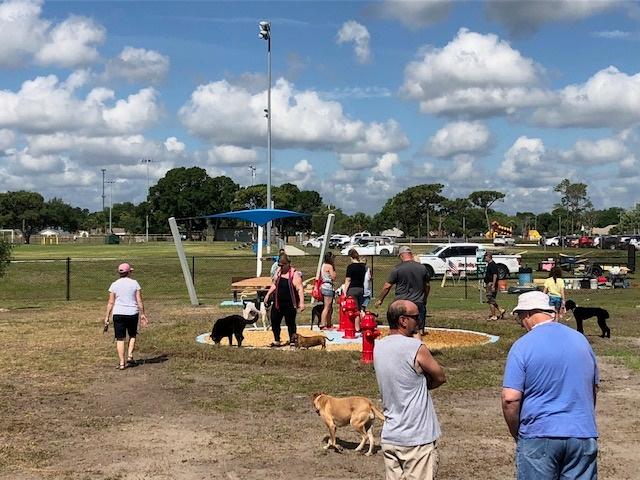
[278,263,289,267]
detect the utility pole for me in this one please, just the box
[259,20,272,252]
[101,168,106,234]
[141,158,153,242]
[248,165,257,186]
[106,179,115,234]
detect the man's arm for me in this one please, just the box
[416,344,446,390]
[374,282,393,308]
[424,281,430,300]
[501,387,522,440]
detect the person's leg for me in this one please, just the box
[112,315,127,368]
[516,438,562,480]
[285,308,297,343]
[321,295,332,328]
[271,308,284,344]
[116,340,126,367]
[381,444,404,480]
[126,314,138,363]
[401,442,438,480]
[559,438,597,480]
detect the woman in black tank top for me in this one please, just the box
[264,254,305,348]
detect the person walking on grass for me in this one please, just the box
[104,263,148,370]
[484,252,506,320]
[375,246,430,336]
[374,299,446,480]
[502,291,599,480]
[264,254,305,348]
[543,266,565,320]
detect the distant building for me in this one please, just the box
[592,225,617,236]
[381,227,404,238]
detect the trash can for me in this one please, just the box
[518,267,533,286]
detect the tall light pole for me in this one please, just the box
[101,168,106,234]
[248,165,256,186]
[106,179,115,234]
[141,158,153,242]
[259,20,272,251]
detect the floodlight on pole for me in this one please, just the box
[141,158,153,242]
[258,20,272,252]
[101,168,106,233]
[248,165,257,186]
[106,179,115,234]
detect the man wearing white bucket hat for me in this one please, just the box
[502,291,599,479]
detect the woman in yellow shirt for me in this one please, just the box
[543,266,565,320]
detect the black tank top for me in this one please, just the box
[276,276,295,309]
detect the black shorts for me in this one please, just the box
[347,287,365,310]
[113,314,139,340]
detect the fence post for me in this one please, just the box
[464,256,468,299]
[191,256,195,285]
[66,257,71,301]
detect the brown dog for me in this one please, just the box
[293,333,333,349]
[312,393,384,455]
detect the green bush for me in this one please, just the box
[0,240,12,278]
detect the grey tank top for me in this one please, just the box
[374,335,441,446]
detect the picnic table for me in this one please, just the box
[231,276,273,302]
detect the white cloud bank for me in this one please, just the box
[425,121,492,158]
[372,0,452,29]
[106,46,170,84]
[179,78,409,154]
[401,28,550,117]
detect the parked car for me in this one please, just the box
[629,237,640,250]
[302,235,324,248]
[493,235,515,247]
[349,231,372,245]
[599,235,621,250]
[417,243,521,279]
[578,236,594,248]
[328,234,351,248]
[340,236,396,256]
[545,236,561,247]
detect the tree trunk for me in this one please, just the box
[485,209,490,231]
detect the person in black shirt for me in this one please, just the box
[484,253,506,320]
[344,249,367,330]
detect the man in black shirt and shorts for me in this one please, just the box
[375,246,430,335]
[484,252,506,320]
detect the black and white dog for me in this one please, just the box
[565,299,611,338]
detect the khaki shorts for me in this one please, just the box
[382,441,439,480]
[485,284,498,305]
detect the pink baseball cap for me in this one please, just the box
[118,263,132,273]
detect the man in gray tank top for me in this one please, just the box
[374,300,446,480]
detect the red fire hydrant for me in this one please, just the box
[360,311,380,364]
[341,296,359,339]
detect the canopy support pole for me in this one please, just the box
[256,226,264,277]
[315,214,335,279]
[168,217,199,306]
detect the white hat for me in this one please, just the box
[511,291,555,314]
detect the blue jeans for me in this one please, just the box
[416,302,427,331]
[516,437,598,480]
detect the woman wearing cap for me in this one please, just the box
[104,263,148,370]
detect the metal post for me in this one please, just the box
[142,158,152,242]
[191,256,195,285]
[259,20,272,253]
[168,217,199,305]
[463,215,466,242]
[66,257,71,301]
[101,168,106,234]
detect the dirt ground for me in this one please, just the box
[1,303,640,479]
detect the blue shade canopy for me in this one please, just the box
[205,208,308,226]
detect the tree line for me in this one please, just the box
[0,167,637,243]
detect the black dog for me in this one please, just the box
[310,303,324,329]
[565,300,611,338]
[210,314,256,347]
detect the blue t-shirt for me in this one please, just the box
[503,322,599,439]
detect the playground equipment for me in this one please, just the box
[485,221,513,239]
[527,229,541,241]
[360,311,380,364]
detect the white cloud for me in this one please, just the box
[274,159,315,189]
[372,0,452,29]
[0,0,48,67]
[372,152,399,177]
[106,46,170,84]
[592,30,633,39]
[0,73,161,135]
[486,0,620,36]
[560,137,628,165]
[35,15,105,67]
[179,78,409,154]
[339,153,376,170]
[425,121,492,158]
[336,20,371,64]
[164,136,185,152]
[498,136,562,187]
[0,129,16,150]
[207,145,258,166]
[532,66,640,128]
[401,28,549,117]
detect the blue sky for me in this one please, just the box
[1,0,639,215]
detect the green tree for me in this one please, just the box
[41,198,87,232]
[619,204,640,234]
[468,190,505,231]
[594,207,625,228]
[381,184,445,237]
[0,191,46,244]
[440,198,471,236]
[553,179,592,234]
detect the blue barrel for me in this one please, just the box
[518,267,533,286]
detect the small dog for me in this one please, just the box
[565,299,611,338]
[293,333,333,350]
[242,300,270,329]
[210,313,257,347]
[312,393,384,456]
[310,302,324,329]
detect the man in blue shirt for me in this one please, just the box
[502,291,599,479]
